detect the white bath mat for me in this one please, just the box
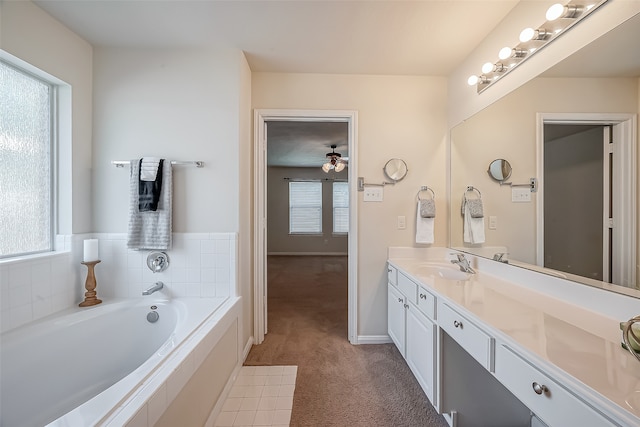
[214,365,297,426]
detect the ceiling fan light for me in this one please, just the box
[322,162,332,173]
[334,162,345,172]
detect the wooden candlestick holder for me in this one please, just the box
[80,260,102,307]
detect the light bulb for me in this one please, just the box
[498,47,513,60]
[322,162,332,173]
[546,3,565,20]
[482,62,494,74]
[520,27,535,43]
[334,162,345,172]
[467,75,479,86]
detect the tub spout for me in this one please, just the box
[142,281,164,296]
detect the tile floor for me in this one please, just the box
[214,365,297,427]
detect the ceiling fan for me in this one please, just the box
[322,144,348,173]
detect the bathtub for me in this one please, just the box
[0,296,241,427]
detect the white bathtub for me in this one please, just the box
[0,296,239,427]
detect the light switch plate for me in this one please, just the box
[511,187,531,203]
[398,216,406,229]
[489,216,497,230]
[364,187,384,202]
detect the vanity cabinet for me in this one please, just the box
[495,344,619,427]
[387,267,438,404]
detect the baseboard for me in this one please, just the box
[242,336,254,362]
[267,252,348,256]
[355,335,393,344]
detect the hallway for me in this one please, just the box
[244,256,448,426]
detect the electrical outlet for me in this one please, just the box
[363,187,384,202]
[398,216,406,229]
[512,187,531,203]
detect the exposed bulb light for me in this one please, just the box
[481,62,506,74]
[546,3,582,21]
[498,47,526,60]
[519,28,550,43]
[467,75,480,86]
[481,62,494,74]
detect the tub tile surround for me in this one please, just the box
[0,232,238,333]
[388,246,640,426]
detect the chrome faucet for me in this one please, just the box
[450,253,476,274]
[142,281,164,295]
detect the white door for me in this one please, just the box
[406,302,436,404]
[387,284,406,355]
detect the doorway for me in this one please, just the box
[536,113,637,287]
[254,110,358,345]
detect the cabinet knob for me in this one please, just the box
[404,304,409,309]
[532,382,549,395]
[453,320,462,328]
[388,268,392,272]
[398,298,403,303]
[419,293,427,300]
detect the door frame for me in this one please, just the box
[253,109,359,345]
[536,112,637,286]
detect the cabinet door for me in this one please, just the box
[388,284,406,356]
[406,302,436,405]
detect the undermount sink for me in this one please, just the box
[415,263,472,281]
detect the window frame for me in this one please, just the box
[0,59,56,259]
[332,181,349,235]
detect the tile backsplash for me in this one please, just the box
[0,233,237,333]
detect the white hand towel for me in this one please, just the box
[127,159,173,250]
[463,203,485,244]
[140,157,161,181]
[416,202,434,244]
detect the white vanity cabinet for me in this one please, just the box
[495,344,619,427]
[387,266,438,404]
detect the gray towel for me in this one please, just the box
[127,159,172,250]
[419,199,436,218]
[461,198,484,218]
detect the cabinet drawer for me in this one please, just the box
[439,302,493,371]
[387,264,397,285]
[416,286,436,320]
[397,272,417,302]
[495,345,616,427]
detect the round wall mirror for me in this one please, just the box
[487,159,512,182]
[383,158,408,182]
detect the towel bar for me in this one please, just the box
[111,160,204,168]
[417,186,435,201]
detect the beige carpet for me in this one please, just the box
[244,256,449,427]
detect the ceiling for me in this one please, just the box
[31,0,520,167]
[33,0,519,76]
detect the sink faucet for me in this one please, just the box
[142,281,164,295]
[450,254,476,274]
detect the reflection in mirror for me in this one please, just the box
[450,12,640,297]
[384,158,408,182]
[487,159,512,182]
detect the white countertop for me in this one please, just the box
[388,249,640,425]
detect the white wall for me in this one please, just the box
[252,72,448,337]
[267,167,348,254]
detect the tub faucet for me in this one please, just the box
[142,281,164,295]
[450,253,476,274]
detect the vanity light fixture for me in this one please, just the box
[322,144,347,173]
[519,28,551,43]
[467,0,607,93]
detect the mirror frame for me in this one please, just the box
[383,158,408,182]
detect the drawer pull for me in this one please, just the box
[532,382,549,395]
[404,304,409,309]
[453,320,462,328]
[388,268,393,272]
[398,298,403,303]
[419,293,427,300]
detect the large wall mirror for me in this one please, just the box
[450,12,639,298]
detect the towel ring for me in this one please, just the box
[417,186,435,201]
[465,186,482,199]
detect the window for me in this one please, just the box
[0,60,53,258]
[289,181,322,234]
[333,182,349,234]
